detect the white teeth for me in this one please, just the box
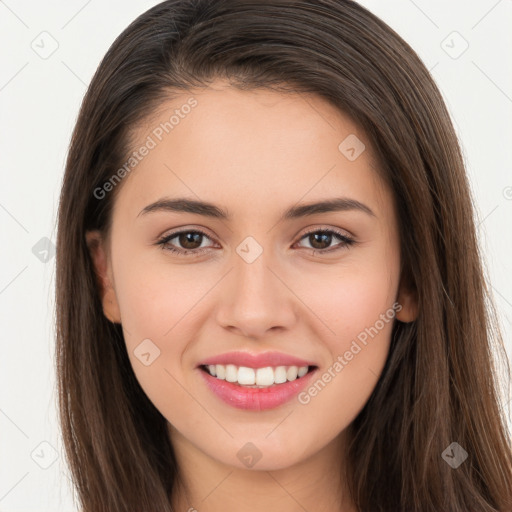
[297,366,308,378]
[256,367,274,386]
[204,364,311,387]
[215,364,225,379]
[286,366,298,381]
[225,364,238,383]
[274,366,287,384]
[238,366,256,385]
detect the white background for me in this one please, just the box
[0,0,511,510]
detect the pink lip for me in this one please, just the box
[198,366,318,411]
[197,350,316,368]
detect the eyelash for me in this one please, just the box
[156,227,356,256]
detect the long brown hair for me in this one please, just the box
[55,1,512,510]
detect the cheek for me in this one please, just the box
[300,260,398,344]
[112,241,200,340]
[112,259,196,421]
[111,248,217,399]
[291,263,398,432]
[291,338,393,452]
[291,262,396,407]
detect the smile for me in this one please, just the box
[198,364,318,411]
[201,364,312,388]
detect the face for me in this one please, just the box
[86,80,416,472]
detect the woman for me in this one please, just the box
[55,1,512,510]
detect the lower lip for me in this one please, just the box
[198,366,317,411]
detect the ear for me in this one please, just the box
[85,230,122,324]
[395,275,418,323]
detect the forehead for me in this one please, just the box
[113,82,392,223]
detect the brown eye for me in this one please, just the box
[308,232,333,250]
[177,232,204,250]
[157,229,215,255]
[296,228,355,253]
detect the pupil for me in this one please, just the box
[311,232,331,249]
[181,232,201,249]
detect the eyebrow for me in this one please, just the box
[137,196,376,221]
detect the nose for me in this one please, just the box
[215,247,297,340]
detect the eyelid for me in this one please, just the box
[293,226,356,252]
[157,225,217,242]
[298,224,354,241]
[157,224,353,241]
[155,226,218,256]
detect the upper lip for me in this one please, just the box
[197,351,317,369]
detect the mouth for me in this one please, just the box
[199,363,318,388]
[198,363,319,411]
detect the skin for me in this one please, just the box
[86,80,417,512]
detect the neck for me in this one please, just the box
[168,425,357,512]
